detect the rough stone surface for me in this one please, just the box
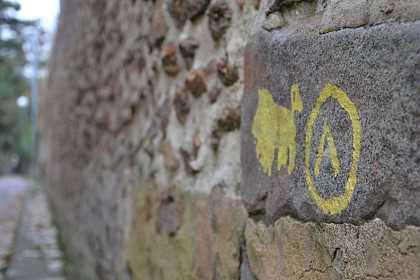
[162,43,180,75]
[263,12,285,31]
[42,0,265,278]
[173,86,190,124]
[185,69,207,98]
[242,22,420,228]
[147,0,168,47]
[211,104,241,149]
[217,58,238,86]
[126,182,247,280]
[246,216,420,279]
[242,21,420,229]
[320,0,420,33]
[159,140,180,171]
[267,0,310,14]
[320,0,369,32]
[167,0,210,28]
[179,38,200,69]
[207,0,233,40]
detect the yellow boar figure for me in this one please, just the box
[252,84,303,176]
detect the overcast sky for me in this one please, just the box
[16,0,60,32]
[14,0,60,78]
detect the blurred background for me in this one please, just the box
[0,0,58,175]
[0,2,64,279]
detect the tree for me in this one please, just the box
[0,0,34,173]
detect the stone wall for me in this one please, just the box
[42,0,420,279]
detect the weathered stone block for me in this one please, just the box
[241,21,420,229]
[320,0,369,32]
[370,0,420,22]
[126,182,247,280]
[245,217,420,279]
[320,0,420,33]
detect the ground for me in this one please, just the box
[0,175,65,280]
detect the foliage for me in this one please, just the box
[0,0,34,174]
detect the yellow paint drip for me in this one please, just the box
[314,122,340,177]
[252,85,302,176]
[305,83,361,215]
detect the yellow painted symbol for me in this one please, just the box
[314,122,340,177]
[252,84,303,176]
[305,83,361,215]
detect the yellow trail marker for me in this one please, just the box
[252,85,302,176]
[314,122,340,177]
[305,83,361,215]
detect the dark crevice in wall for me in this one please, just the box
[266,0,316,15]
[239,243,259,280]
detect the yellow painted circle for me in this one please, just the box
[305,83,361,215]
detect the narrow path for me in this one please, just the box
[0,176,26,276]
[0,176,65,280]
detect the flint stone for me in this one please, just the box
[147,0,168,47]
[241,21,420,229]
[162,43,179,75]
[185,70,207,98]
[207,0,233,40]
[173,87,190,124]
[179,38,200,69]
[167,0,210,28]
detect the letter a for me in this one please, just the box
[314,122,340,177]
